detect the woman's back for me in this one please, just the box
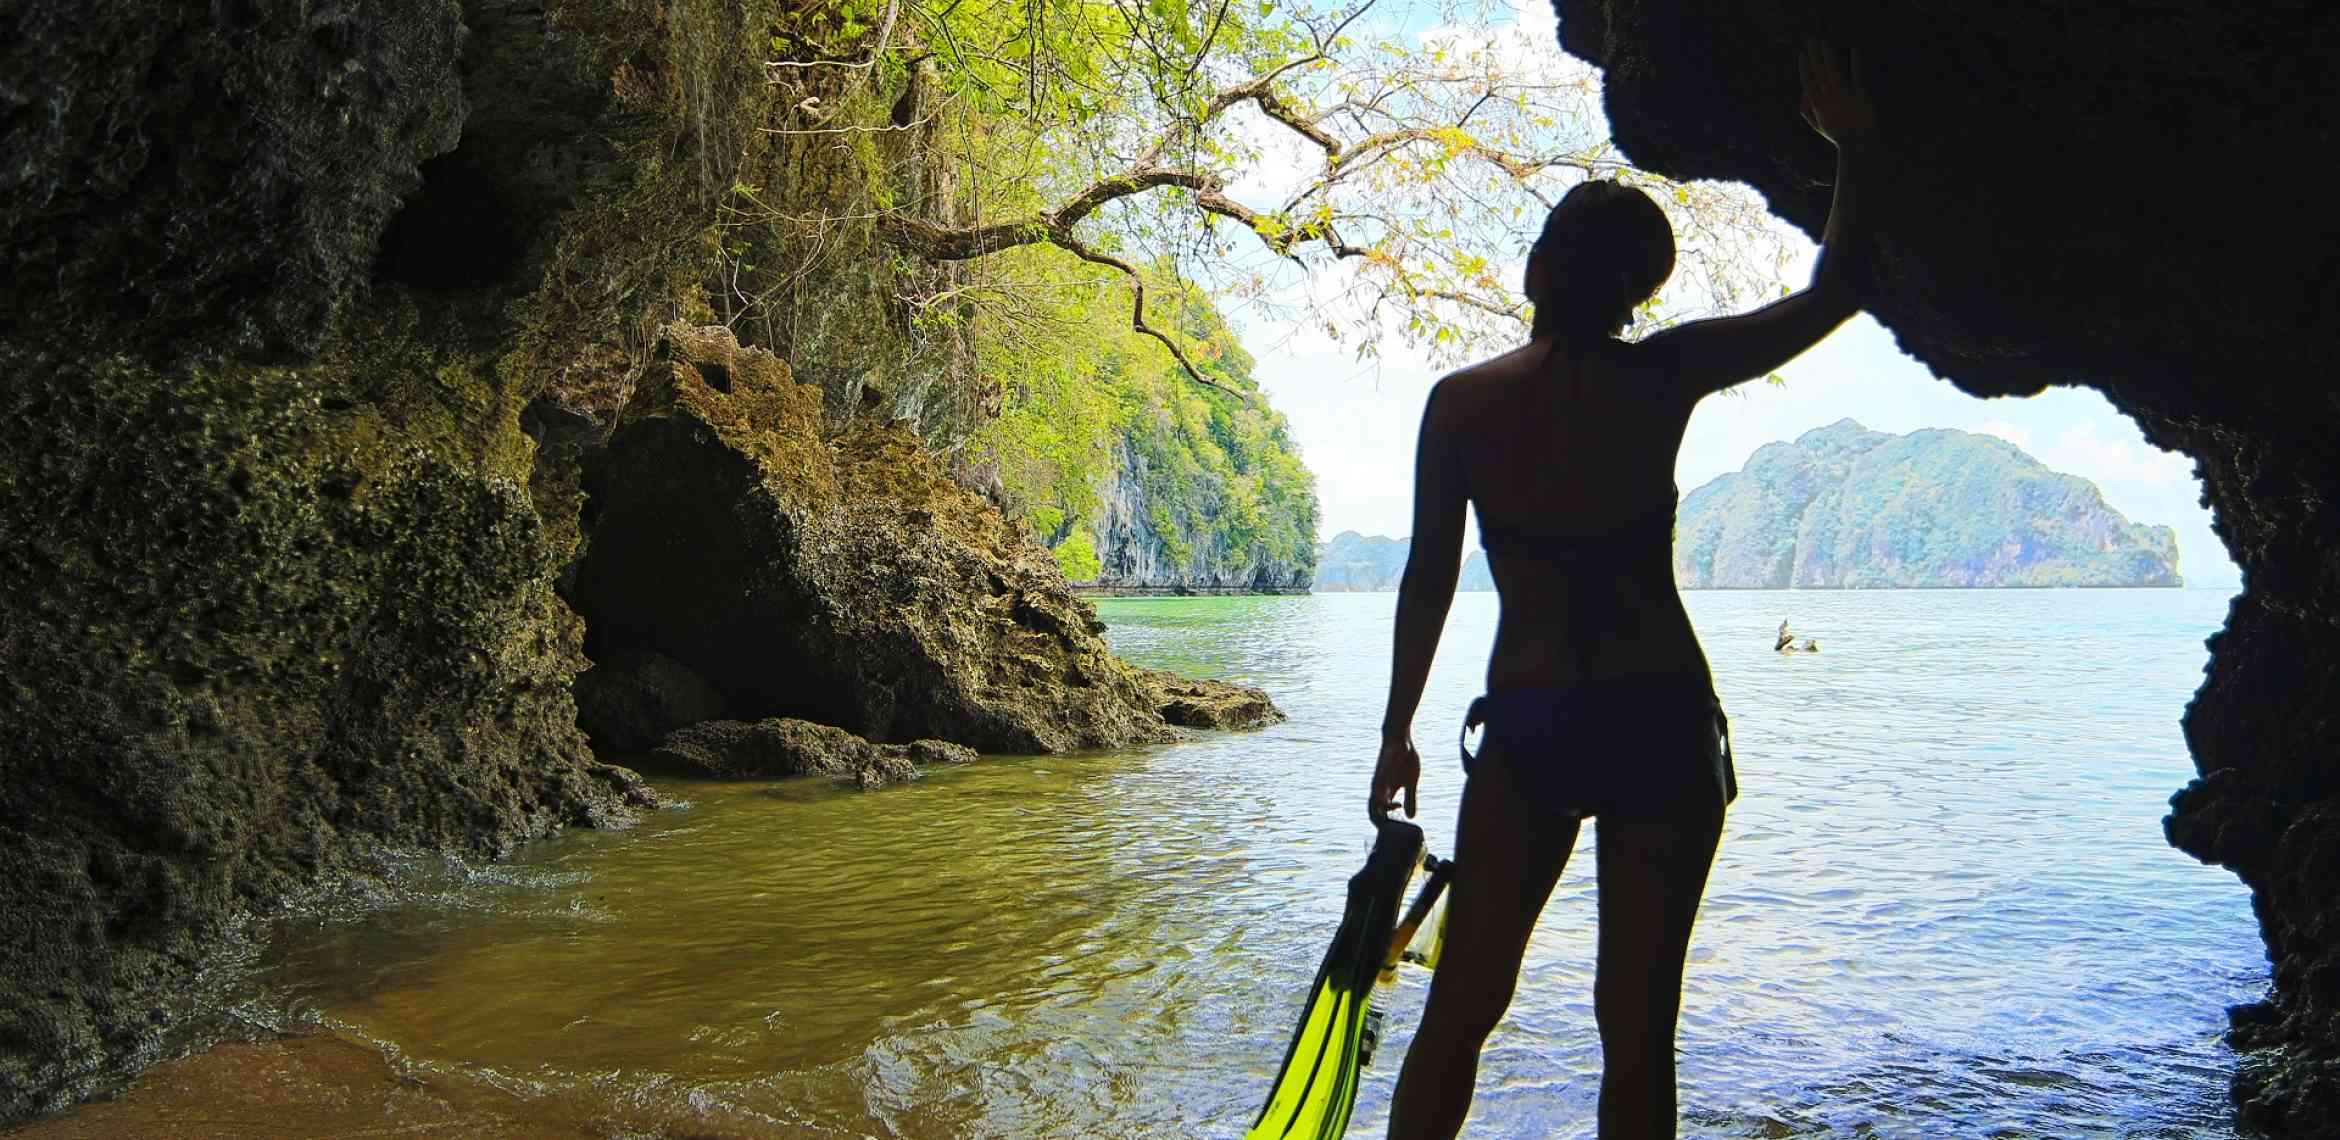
[1434,340,1706,687]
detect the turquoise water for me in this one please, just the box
[234,588,2261,1138]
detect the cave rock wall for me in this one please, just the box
[0,0,786,1120]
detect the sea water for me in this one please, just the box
[213,588,2259,1138]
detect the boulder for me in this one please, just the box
[566,325,1192,753]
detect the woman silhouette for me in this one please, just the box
[1374,45,1876,1139]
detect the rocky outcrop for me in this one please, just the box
[0,0,1289,1125]
[1132,669,1287,731]
[1552,2,2337,1127]
[566,325,1187,754]
[0,333,661,1123]
[0,0,464,359]
[1674,420,2183,588]
[648,720,976,788]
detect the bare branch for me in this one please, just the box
[880,168,1224,260]
[1054,234,1243,399]
[1416,288,1528,323]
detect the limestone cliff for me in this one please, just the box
[974,280,1318,595]
[1674,420,2183,589]
[1086,436,1316,593]
[1553,1,2339,1126]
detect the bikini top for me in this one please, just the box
[1476,494,1677,564]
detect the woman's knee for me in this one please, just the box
[1424,969,1518,1041]
[1592,970,1684,1058]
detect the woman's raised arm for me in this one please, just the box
[1634,43,1878,396]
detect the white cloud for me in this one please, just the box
[2041,419,2192,492]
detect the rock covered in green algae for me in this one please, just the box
[567,325,1218,754]
[1131,668,1287,731]
[649,720,977,788]
[0,0,846,1123]
[0,343,660,1123]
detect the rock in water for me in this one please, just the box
[567,325,1186,753]
[1133,668,1288,731]
[649,719,976,788]
[1313,532,1413,592]
[1313,532,1497,592]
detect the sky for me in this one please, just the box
[1243,310,2241,588]
[1208,0,2241,589]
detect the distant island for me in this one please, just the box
[1677,419,2180,588]
[1317,418,2182,591]
[1314,532,1496,592]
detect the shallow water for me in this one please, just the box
[221,588,2259,1138]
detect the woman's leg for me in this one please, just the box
[1590,804,1723,1139]
[1386,746,1581,1140]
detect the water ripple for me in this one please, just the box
[233,589,2260,1137]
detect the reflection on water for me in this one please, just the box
[218,589,2255,1137]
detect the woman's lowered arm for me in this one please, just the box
[1372,383,1469,819]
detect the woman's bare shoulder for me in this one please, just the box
[1430,345,1541,410]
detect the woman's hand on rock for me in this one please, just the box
[1800,40,1876,147]
[1372,733,1420,819]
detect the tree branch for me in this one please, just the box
[880,168,1226,260]
[1416,288,1528,322]
[1053,233,1243,398]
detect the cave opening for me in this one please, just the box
[561,416,866,754]
[1658,305,2267,1125]
[373,148,530,292]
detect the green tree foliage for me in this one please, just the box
[971,259,1317,582]
[716,1,1797,583]
[1052,529,1105,581]
[740,0,1796,394]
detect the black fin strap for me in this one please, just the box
[1459,696,1490,773]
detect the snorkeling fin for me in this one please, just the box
[1244,815,1436,1140]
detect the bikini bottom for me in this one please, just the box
[1460,672,1738,821]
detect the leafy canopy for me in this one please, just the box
[752,0,1798,383]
